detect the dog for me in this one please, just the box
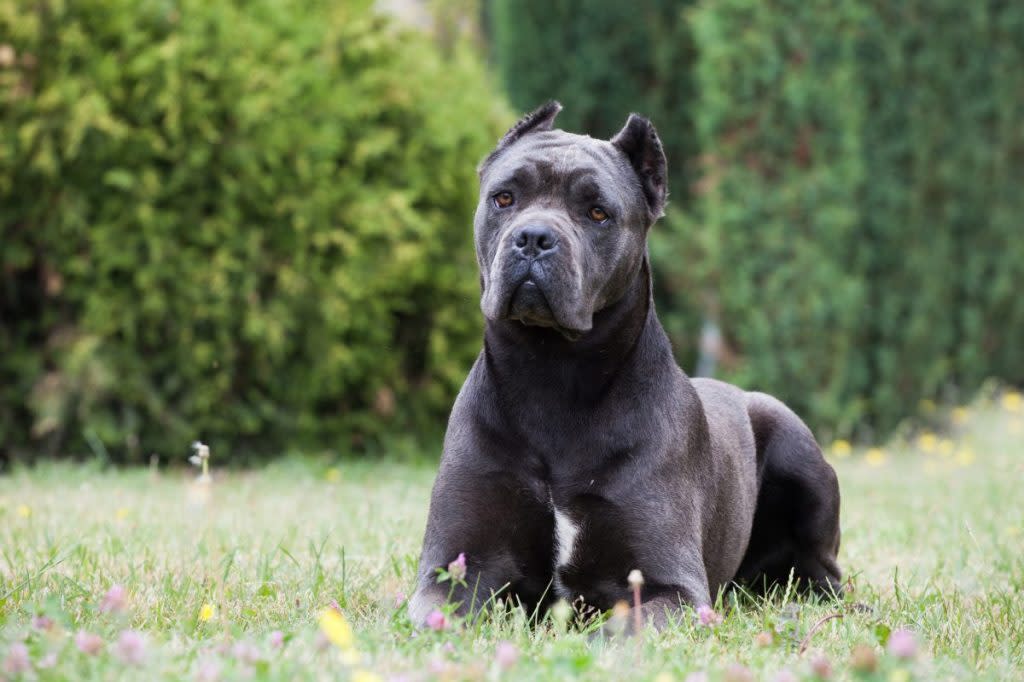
[408,102,842,630]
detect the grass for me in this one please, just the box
[1,394,1022,681]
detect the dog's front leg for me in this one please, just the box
[408,464,554,628]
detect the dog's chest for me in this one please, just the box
[546,487,634,607]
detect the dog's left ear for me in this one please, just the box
[612,114,668,222]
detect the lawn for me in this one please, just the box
[1,393,1022,681]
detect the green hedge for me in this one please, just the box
[691,0,1024,439]
[0,0,508,462]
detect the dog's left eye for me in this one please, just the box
[588,206,609,223]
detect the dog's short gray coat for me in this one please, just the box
[409,102,842,629]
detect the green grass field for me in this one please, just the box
[2,394,1022,681]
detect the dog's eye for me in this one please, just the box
[493,192,514,209]
[588,206,609,223]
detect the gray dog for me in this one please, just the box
[409,102,842,630]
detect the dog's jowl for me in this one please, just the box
[409,102,843,630]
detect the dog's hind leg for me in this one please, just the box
[734,393,843,597]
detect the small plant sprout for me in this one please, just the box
[627,569,644,634]
[190,441,212,483]
[551,599,572,631]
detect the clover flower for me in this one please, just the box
[495,641,518,669]
[195,659,222,682]
[231,642,261,665]
[425,610,447,631]
[850,643,878,672]
[4,642,30,675]
[723,664,754,682]
[809,652,832,679]
[31,615,54,631]
[269,630,285,649]
[696,605,722,627]
[447,553,467,582]
[75,631,104,656]
[887,629,918,660]
[100,584,128,614]
[114,629,147,666]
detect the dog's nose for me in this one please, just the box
[512,224,559,257]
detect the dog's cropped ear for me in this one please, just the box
[611,114,668,222]
[479,101,562,173]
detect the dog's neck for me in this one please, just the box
[482,255,669,404]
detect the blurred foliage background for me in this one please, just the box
[1,0,1022,463]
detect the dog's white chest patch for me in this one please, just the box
[553,507,579,568]
[552,505,581,598]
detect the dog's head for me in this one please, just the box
[475,102,668,341]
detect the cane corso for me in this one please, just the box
[409,102,843,630]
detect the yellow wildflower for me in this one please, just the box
[116,507,131,520]
[319,609,355,652]
[830,439,852,458]
[937,439,954,457]
[198,603,215,622]
[951,407,969,425]
[865,447,887,467]
[325,467,341,483]
[919,398,936,413]
[16,504,31,518]
[654,673,675,682]
[1001,391,1022,412]
[916,432,938,453]
[955,448,975,467]
[352,671,382,682]
[888,669,911,682]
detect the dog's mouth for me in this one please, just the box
[508,278,555,327]
[504,277,584,341]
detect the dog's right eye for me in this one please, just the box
[493,192,514,209]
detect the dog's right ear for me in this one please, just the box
[479,101,562,173]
